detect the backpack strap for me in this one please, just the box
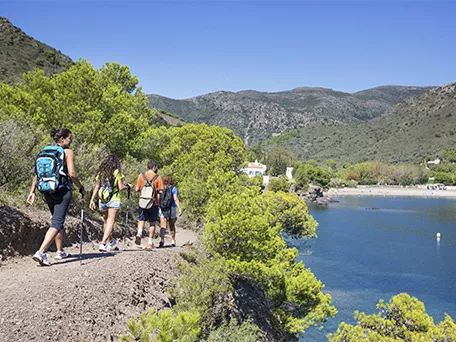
[151,174,159,185]
[142,173,159,188]
[142,172,153,187]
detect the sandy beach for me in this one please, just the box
[327,185,456,199]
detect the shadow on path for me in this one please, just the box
[53,252,115,266]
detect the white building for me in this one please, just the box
[241,160,267,178]
[427,158,441,165]
[286,167,294,180]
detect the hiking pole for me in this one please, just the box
[125,184,131,225]
[124,184,132,242]
[79,191,85,265]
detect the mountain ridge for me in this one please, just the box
[0,17,73,84]
[264,83,456,163]
[148,85,431,144]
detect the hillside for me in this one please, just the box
[148,86,429,144]
[0,17,73,84]
[264,83,456,164]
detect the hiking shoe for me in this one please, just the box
[32,251,51,266]
[98,243,107,252]
[107,239,119,251]
[158,240,165,248]
[55,250,69,260]
[134,235,141,245]
[144,244,155,250]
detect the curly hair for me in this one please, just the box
[97,154,121,182]
[163,175,173,186]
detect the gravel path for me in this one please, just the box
[0,229,197,341]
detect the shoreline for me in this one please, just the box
[327,185,456,199]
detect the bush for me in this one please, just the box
[294,161,331,188]
[268,176,289,192]
[265,191,318,238]
[432,171,455,185]
[120,308,200,342]
[207,319,264,342]
[0,61,156,158]
[204,189,336,334]
[204,189,283,262]
[171,257,233,324]
[264,148,293,176]
[0,120,46,190]
[328,293,456,342]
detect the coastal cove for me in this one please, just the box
[298,196,456,341]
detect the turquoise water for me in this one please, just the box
[296,196,456,341]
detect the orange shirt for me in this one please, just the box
[136,170,164,204]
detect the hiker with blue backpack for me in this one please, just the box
[89,154,128,252]
[27,128,85,266]
[159,175,182,247]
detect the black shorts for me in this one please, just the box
[138,206,159,223]
[44,188,72,231]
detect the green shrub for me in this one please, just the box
[294,161,331,188]
[0,61,156,158]
[328,293,456,342]
[204,189,336,335]
[265,191,318,238]
[0,120,46,190]
[207,319,264,342]
[120,308,200,342]
[268,176,289,192]
[171,257,233,320]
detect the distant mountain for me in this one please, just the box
[148,86,430,144]
[0,17,72,84]
[264,83,456,164]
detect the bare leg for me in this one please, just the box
[101,208,118,244]
[169,219,176,242]
[149,222,156,241]
[146,222,156,248]
[159,216,167,242]
[38,228,59,253]
[55,230,65,251]
[137,220,145,237]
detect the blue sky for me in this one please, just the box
[2,1,455,98]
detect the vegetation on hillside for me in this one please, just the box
[262,84,456,164]
[0,17,72,84]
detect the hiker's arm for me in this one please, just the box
[135,174,141,192]
[173,192,182,215]
[27,176,37,205]
[118,178,127,191]
[65,149,84,194]
[89,180,100,210]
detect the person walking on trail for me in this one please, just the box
[134,160,164,249]
[27,128,85,266]
[89,154,128,252]
[159,175,182,247]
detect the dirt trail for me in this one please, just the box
[0,227,198,342]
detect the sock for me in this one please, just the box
[148,237,153,245]
[137,228,143,237]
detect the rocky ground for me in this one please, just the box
[0,205,198,342]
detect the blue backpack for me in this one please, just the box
[35,145,67,193]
